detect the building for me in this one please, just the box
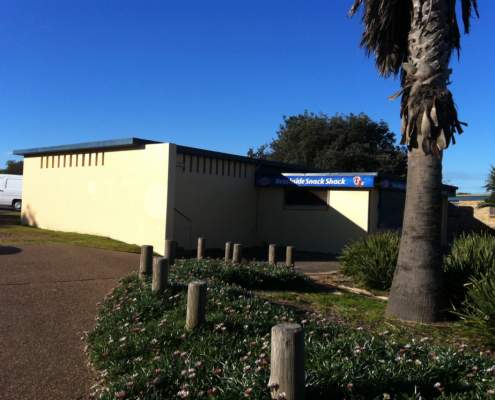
[448,194,495,232]
[14,138,456,256]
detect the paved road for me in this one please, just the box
[0,244,139,400]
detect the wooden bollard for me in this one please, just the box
[232,243,242,264]
[152,257,169,293]
[197,237,205,260]
[186,281,207,330]
[268,244,277,265]
[224,241,232,263]
[164,240,176,265]
[286,246,295,267]
[268,323,305,400]
[139,245,153,278]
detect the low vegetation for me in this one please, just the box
[339,231,495,346]
[87,260,495,399]
[339,231,399,290]
[457,268,495,339]
[0,209,139,253]
[444,232,495,306]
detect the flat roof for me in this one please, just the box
[13,137,314,172]
[13,138,160,156]
[176,144,311,172]
[10,137,458,193]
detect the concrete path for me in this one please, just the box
[295,260,341,275]
[0,244,139,400]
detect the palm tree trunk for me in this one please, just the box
[386,0,453,322]
[386,148,445,322]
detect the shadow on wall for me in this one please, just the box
[20,204,39,228]
[448,203,495,238]
[174,202,368,258]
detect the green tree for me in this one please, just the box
[350,0,478,322]
[248,112,407,177]
[0,160,23,175]
[479,166,495,208]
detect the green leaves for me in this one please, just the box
[0,160,23,175]
[87,261,495,399]
[484,166,495,194]
[339,231,400,290]
[457,268,495,340]
[443,232,495,306]
[250,112,407,177]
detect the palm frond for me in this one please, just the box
[350,0,479,73]
[349,0,411,76]
[462,0,479,34]
[350,0,479,153]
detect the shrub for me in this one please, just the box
[339,231,400,290]
[340,231,495,296]
[444,232,495,305]
[87,267,495,399]
[457,268,495,340]
[173,259,314,291]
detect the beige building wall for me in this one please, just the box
[256,188,372,254]
[21,143,176,255]
[173,153,257,250]
[454,200,495,230]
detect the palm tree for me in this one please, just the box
[350,0,478,322]
[479,166,495,208]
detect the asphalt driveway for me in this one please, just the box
[0,244,139,400]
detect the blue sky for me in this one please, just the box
[1,0,493,192]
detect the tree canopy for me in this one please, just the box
[0,160,23,175]
[248,112,407,177]
[480,166,495,208]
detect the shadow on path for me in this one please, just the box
[0,246,22,255]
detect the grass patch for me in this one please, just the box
[87,260,495,399]
[262,290,492,350]
[262,290,385,325]
[0,209,140,253]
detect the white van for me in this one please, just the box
[0,174,23,211]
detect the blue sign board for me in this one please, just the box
[256,173,376,189]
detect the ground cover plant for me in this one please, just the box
[87,260,495,399]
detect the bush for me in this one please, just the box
[457,268,495,340]
[339,231,400,290]
[340,231,495,296]
[172,259,314,291]
[87,265,495,399]
[444,232,495,305]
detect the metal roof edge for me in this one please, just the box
[176,144,316,172]
[13,138,162,156]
